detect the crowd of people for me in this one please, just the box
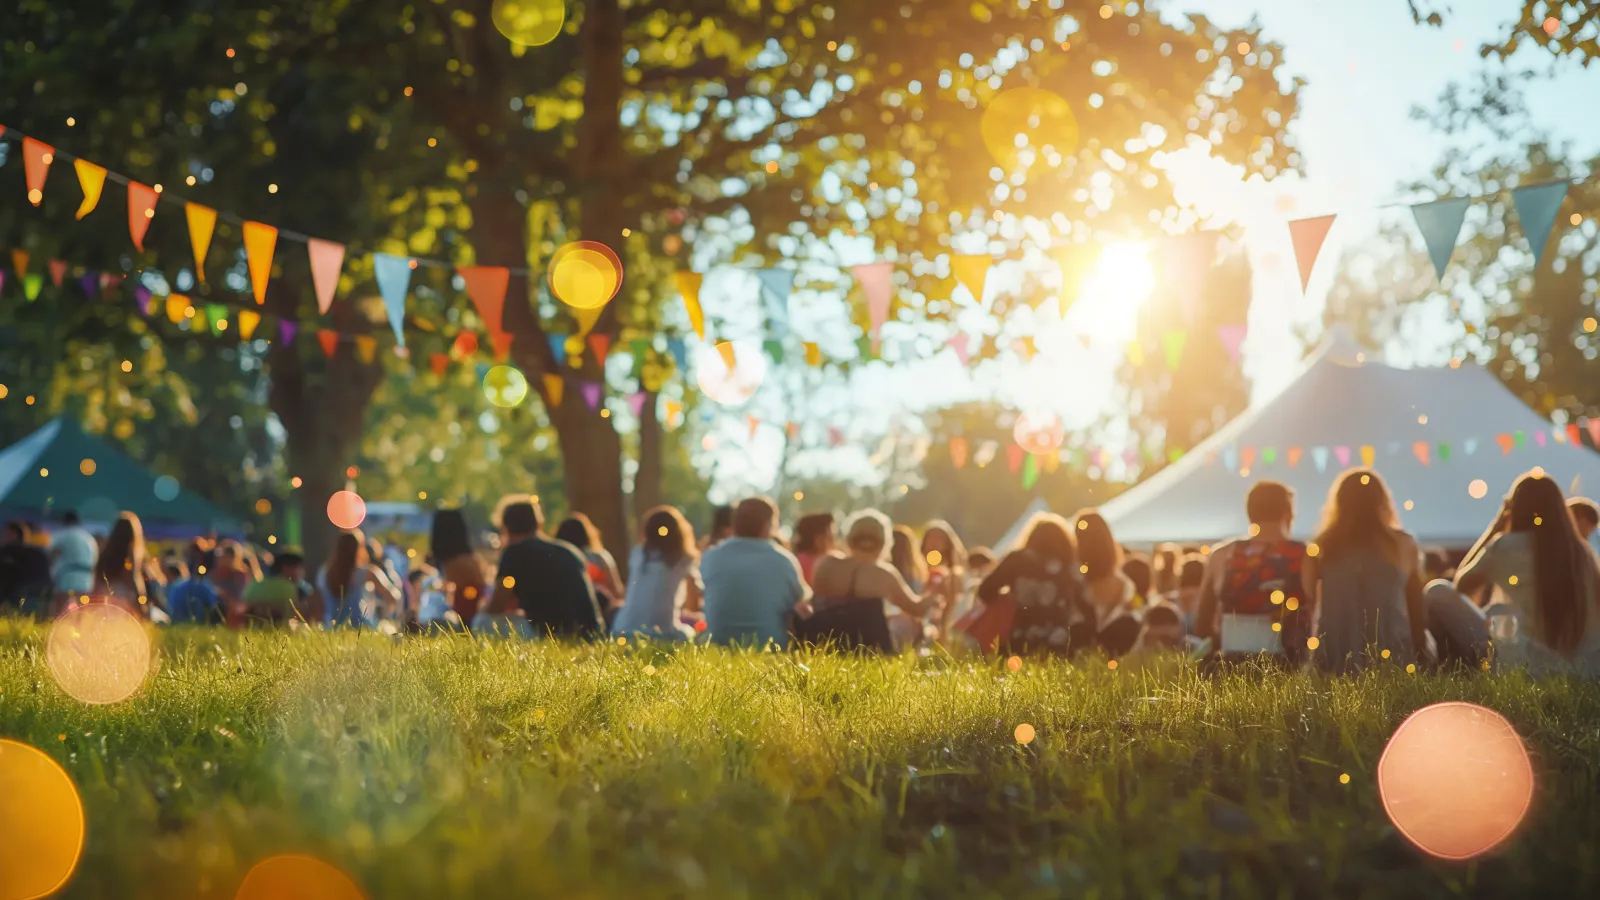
[2,465,1598,676]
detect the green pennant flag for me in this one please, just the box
[1514,430,1526,447]
[1261,447,1278,466]
[23,273,43,301]
[855,334,874,361]
[206,304,228,334]
[1437,442,1451,462]
[1022,452,1040,490]
[764,339,785,365]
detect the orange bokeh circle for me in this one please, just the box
[0,739,86,900]
[548,241,623,310]
[327,490,368,530]
[235,855,365,900]
[1013,410,1065,455]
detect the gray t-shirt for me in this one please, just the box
[612,545,700,640]
[1458,531,1600,674]
[701,538,809,649]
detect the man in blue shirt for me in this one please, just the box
[701,497,813,649]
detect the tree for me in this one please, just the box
[1408,1,1600,64]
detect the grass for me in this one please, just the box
[2,623,1599,899]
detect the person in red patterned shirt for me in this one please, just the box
[1194,481,1313,666]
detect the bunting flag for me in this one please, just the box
[763,339,785,365]
[1261,447,1278,466]
[80,273,98,298]
[852,261,894,349]
[22,137,53,206]
[626,392,648,417]
[1240,446,1257,470]
[453,332,479,359]
[755,268,795,339]
[1006,443,1025,474]
[580,381,602,411]
[715,340,737,370]
[746,416,761,439]
[1287,446,1303,468]
[949,435,969,469]
[23,274,43,301]
[1463,437,1477,455]
[573,304,603,338]
[127,181,158,251]
[667,336,689,372]
[492,332,514,361]
[1588,418,1600,448]
[430,353,450,377]
[1217,324,1247,364]
[1494,433,1514,454]
[785,421,801,440]
[11,249,28,280]
[317,330,340,358]
[1043,451,1062,473]
[185,203,217,282]
[547,333,568,367]
[674,271,705,338]
[166,294,189,324]
[73,159,106,219]
[307,239,345,314]
[1535,430,1547,448]
[279,320,297,346]
[373,253,412,347]
[1413,441,1431,466]
[1514,430,1526,447]
[1360,445,1375,468]
[1126,340,1145,367]
[793,341,816,367]
[588,333,611,367]
[205,304,227,334]
[1333,446,1351,467]
[1437,443,1451,462]
[829,427,846,448]
[1511,181,1570,264]
[1312,446,1330,473]
[543,373,564,408]
[947,333,971,366]
[1411,197,1471,280]
[237,309,261,341]
[354,335,377,364]
[242,221,277,305]
[459,265,509,335]
[1054,243,1099,316]
[48,260,67,289]
[1161,330,1186,371]
[1288,215,1336,292]
[951,255,992,304]
[1022,452,1040,489]
[663,398,682,426]
[1222,447,1239,472]
[1160,233,1218,321]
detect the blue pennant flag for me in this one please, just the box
[373,253,412,347]
[1221,446,1238,472]
[475,363,491,382]
[1411,197,1470,281]
[667,336,689,373]
[1511,181,1570,265]
[755,268,796,340]
[1311,446,1330,473]
[547,333,567,367]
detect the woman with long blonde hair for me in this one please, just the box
[1302,470,1426,673]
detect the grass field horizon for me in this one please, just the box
[3,623,1598,899]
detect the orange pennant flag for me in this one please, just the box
[1287,446,1303,468]
[317,330,340,358]
[949,436,969,469]
[804,342,822,366]
[11,249,28,280]
[1288,215,1336,293]
[492,332,514,361]
[453,332,479,359]
[1412,441,1430,466]
[543,373,565,408]
[747,416,761,439]
[242,221,277,305]
[354,335,377,364]
[185,203,217,282]
[127,182,158,251]
[458,265,510,335]
[22,137,53,206]
[73,159,106,219]
[306,238,345,314]
[715,340,737,370]
[236,309,261,341]
[588,333,611,366]
[663,398,683,426]
[430,353,450,377]
[675,271,705,338]
[48,260,67,289]
[1496,433,1514,455]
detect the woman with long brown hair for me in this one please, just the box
[92,512,158,616]
[791,512,837,586]
[315,528,400,629]
[612,506,702,641]
[1071,510,1142,657]
[1302,469,1426,673]
[1455,471,1600,674]
[973,513,1089,656]
[920,520,968,633]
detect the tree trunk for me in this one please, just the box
[634,390,663,516]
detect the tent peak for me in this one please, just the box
[1315,324,1378,366]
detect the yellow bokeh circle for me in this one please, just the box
[0,739,85,900]
[46,602,153,705]
[980,87,1079,171]
[482,365,530,408]
[549,241,623,310]
[490,0,565,48]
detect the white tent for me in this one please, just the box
[1092,330,1600,548]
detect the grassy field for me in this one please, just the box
[2,623,1599,899]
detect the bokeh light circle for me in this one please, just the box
[327,490,367,530]
[235,855,366,900]
[482,365,529,408]
[548,241,623,310]
[1013,410,1065,455]
[0,739,85,900]
[1468,479,1489,499]
[153,476,181,502]
[1014,723,1036,745]
[1377,702,1533,860]
[46,603,153,705]
[695,341,767,406]
[490,0,565,48]
[980,87,1079,171]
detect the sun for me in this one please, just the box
[1067,242,1154,345]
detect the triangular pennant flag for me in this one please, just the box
[1054,243,1100,316]
[1161,330,1187,371]
[1360,445,1375,468]
[73,159,106,219]
[1410,197,1470,281]
[11,250,28,280]
[1413,441,1431,466]
[127,181,158,252]
[1126,340,1146,367]
[1160,233,1219,321]
[675,271,705,338]
[1511,181,1570,265]
[1287,215,1336,292]
[543,374,564,408]
[373,253,412,346]
[715,340,737,370]
[949,436,969,469]
[1463,437,1478,456]
[430,353,450,378]
[242,221,277,305]
[785,421,801,440]
[47,260,67,289]
[306,238,345,314]
[851,261,894,349]
[459,265,510,335]
[23,274,43,301]
[185,203,217,282]
[829,427,846,448]
[1044,451,1062,473]
[1222,447,1240,472]
[951,255,992,304]
[279,320,297,345]
[573,304,603,338]
[580,380,602,411]
[492,332,514,361]
[1261,447,1278,466]
[755,268,795,340]
[667,337,689,372]
[79,272,98,298]
[1311,446,1329,473]
[1217,324,1247,364]
[947,333,970,366]
[746,416,761,439]
[1287,446,1303,468]
[548,333,568,367]
[800,341,820,367]
[1535,430,1547,448]
[22,137,53,206]
[588,333,612,367]
[1333,445,1351,467]
[354,335,377,364]
[1437,442,1451,462]
[664,399,682,425]
[1495,433,1514,455]
[205,303,228,334]
[166,294,189,324]
[237,309,261,341]
[1022,452,1040,489]
[1588,418,1600,448]
[318,330,340,358]
[763,339,785,365]
[453,332,480,359]
[1240,447,1257,470]
[134,286,153,316]
[1514,430,1526,447]
[1006,443,1025,474]
[626,392,648,417]
[629,337,649,364]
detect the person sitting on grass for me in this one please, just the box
[1121,553,1154,609]
[798,510,942,653]
[612,505,703,642]
[0,520,54,617]
[243,548,315,625]
[1072,511,1143,658]
[920,520,967,637]
[91,512,158,618]
[701,497,812,649]
[165,557,222,625]
[1194,481,1310,665]
[430,508,488,627]
[974,513,1087,656]
[316,529,401,629]
[790,511,837,587]
[1569,496,1600,557]
[477,496,605,640]
[555,513,625,627]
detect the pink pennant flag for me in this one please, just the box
[626,392,648,417]
[1588,418,1600,448]
[1160,232,1219,321]
[580,380,602,411]
[1333,445,1351,467]
[947,332,971,366]
[852,261,894,350]
[1217,324,1247,364]
[1288,215,1336,293]
[306,238,345,314]
[458,265,510,335]
[1535,430,1547,448]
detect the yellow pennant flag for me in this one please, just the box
[675,271,705,338]
[73,159,107,220]
[242,221,277,304]
[1360,445,1375,468]
[543,373,565,408]
[185,203,217,282]
[951,255,992,304]
[804,341,822,366]
[354,335,377,364]
[664,398,683,428]
[1054,243,1101,316]
[715,340,737,370]
[236,309,261,341]
[574,304,603,338]
[166,294,190,324]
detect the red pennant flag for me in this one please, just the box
[1288,215,1336,292]
[22,137,53,206]
[317,330,340,358]
[1287,446,1303,468]
[458,266,510,336]
[1567,423,1583,448]
[430,353,450,377]
[453,332,479,359]
[1588,418,1600,448]
[1006,443,1025,473]
[949,436,970,469]
[492,332,514,361]
[1495,433,1514,455]
[1413,441,1431,466]
[588,333,612,366]
[127,181,158,251]
[48,260,67,288]
[1241,446,1257,470]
